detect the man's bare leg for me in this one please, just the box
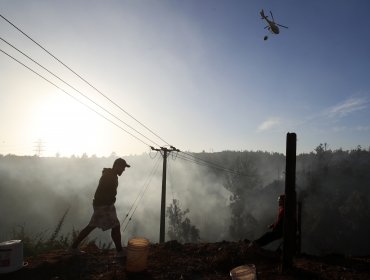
[71,225,96,248]
[111,226,123,252]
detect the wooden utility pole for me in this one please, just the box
[283,132,297,272]
[159,147,168,243]
[151,146,179,243]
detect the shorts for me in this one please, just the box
[88,204,120,231]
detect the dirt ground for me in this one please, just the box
[1,240,370,280]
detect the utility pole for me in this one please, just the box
[282,132,297,272]
[151,146,179,243]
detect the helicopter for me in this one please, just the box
[260,9,288,40]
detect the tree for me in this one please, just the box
[166,199,200,243]
[223,154,261,240]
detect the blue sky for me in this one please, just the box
[1,0,369,156]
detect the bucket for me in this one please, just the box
[230,264,257,280]
[0,240,27,274]
[126,237,149,272]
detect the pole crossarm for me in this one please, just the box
[150,146,180,153]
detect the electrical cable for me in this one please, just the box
[180,151,245,175]
[1,44,250,179]
[0,14,259,244]
[0,13,171,148]
[0,36,162,148]
[120,155,161,227]
[176,151,251,176]
[121,155,162,232]
[1,13,252,180]
[167,160,176,202]
[0,47,152,147]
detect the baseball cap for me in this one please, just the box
[113,158,131,168]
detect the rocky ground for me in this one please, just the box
[1,241,370,280]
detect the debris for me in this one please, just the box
[1,241,369,279]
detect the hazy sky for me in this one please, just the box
[1,0,370,157]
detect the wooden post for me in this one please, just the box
[159,148,168,243]
[151,146,179,243]
[297,200,302,255]
[282,132,297,271]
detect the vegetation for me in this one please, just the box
[1,145,370,255]
[223,154,262,240]
[189,145,370,254]
[9,208,106,257]
[10,209,72,257]
[166,199,200,243]
[295,145,370,255]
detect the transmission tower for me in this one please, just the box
[33,139,45,157]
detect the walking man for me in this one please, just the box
[70,158,130,257]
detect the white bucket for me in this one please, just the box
[126,237,149,273]
[230,264,257,280]
[0,240,27,274]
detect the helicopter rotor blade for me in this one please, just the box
[277,24,288,29]
[270,11,275,22]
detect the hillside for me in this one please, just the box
[2,150,370,256]
[2,241,370,280]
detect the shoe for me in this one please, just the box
[115,249,127,258]
[67,247,86,255]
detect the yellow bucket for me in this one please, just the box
[230,264,257,280]
[126,237,149,272]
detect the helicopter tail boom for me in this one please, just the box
[260,9,266,19]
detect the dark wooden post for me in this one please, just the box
[297,200,302,255]
[283,132,297,271]
[151,146,179,243]
[159,148,168,243]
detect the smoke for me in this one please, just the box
[1,148,369,256]
[0,153,243,245]
[0,152,282,244]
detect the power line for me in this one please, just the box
[121,156,162,232]
[151,145,251,177]
[176,151,252,176]
[0,46,250,178]
[1,37,247,176]
[0,48,152,147]
[1,13,250,178]
[0,13,171,148]
[1,14,257,244]
[167,160,176,202]
[0,36,162,148]
[121,156,160,227]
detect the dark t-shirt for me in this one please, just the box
[93,168,118,206]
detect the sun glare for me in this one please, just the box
[30,91,105,156]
